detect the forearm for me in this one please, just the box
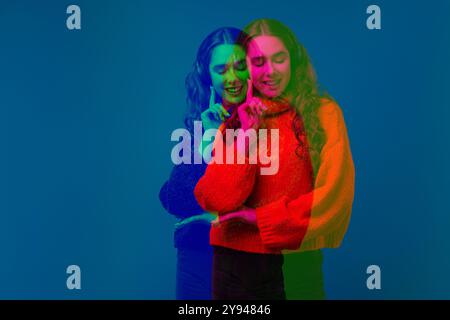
[194,161,257,214]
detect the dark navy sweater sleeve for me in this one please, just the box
[159,162,207,219]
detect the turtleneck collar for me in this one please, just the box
[260,97,293,117]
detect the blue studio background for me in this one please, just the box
[1,0,450,299]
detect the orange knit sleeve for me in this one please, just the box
[255,100,355,251]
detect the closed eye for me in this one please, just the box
[273,52,288,64]
[234,60,247,71]
[251,56,265,67]
[213,65,227,74]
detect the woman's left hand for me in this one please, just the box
[175,213,216,230]
[212,207,257,226]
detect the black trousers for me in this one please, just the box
[176,246,213,300]
[212,246,285,300]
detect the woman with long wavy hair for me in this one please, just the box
[194,18,355,299]
[159,27,250,299]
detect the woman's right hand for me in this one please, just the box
[201,86,230,132]
[237,80,267,131]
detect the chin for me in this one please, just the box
[262,91,279,99]
[226,96,242,105]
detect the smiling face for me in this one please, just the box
[209,44,249,105]
[247,35,291,99]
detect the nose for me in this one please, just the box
[224,68,239,83]
[264,61,275,76]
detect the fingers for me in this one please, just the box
[212,211,256,227]
[211,217,220,227]
[246,79,253,102]
[202,105,224,122]
[255,99,266,115]
[209,86,216,108]
[211,104,230,121]
[175,215,196,228]
[238,98,267,130]
[250,101,260,116]
[201,108,219,122]
[219,212,241,223]
[213,104,230,119]
[219,105,231,118]
[176,214,217,229]
[211,105,224,121]
[199,213,216,222]
[245,98,265,117]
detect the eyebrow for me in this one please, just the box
[212,59,246,70]
[250,51,287,59]
[273,51,288,58]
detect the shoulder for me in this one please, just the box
[317,97,348,144]
[318,98,344,124]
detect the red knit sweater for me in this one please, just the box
[194,102,314,254]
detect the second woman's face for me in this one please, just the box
[247,35,291,99]
[209,44,249,105]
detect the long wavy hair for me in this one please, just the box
[184,27,243,134]
[239,18,331,178]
